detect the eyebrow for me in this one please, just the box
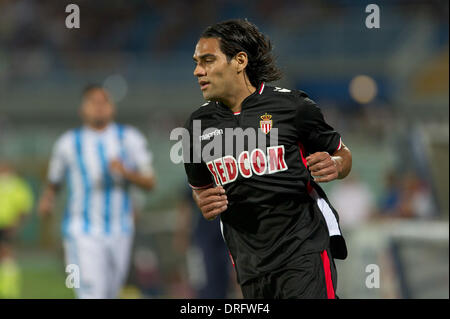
[193,53,216,61]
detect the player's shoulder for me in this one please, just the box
[264,85,316,110]
[115,123,146,141]
[51,128,79,153]
[188,100,216,120]
[264,85,313,101]
[115,122,134,134]
[55,128,77,145]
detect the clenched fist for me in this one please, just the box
[192,186,228,220]
[306,152,340,183]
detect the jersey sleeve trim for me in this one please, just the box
[189,182,214,190]
[258,82,265,95]
[334,138,343,153]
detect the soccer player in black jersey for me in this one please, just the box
[183,19,352,299]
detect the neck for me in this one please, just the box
[86,122,110,132]
[221,81,257,113]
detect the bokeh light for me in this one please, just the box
[349,75,378,104]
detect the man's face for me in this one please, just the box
[193,37,238,101]
[80,89,115,128]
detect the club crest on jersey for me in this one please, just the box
[260,113,272,134]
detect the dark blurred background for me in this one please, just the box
[0,0,448,298]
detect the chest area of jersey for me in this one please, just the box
[197,110,298,186]
[67,134,132,187]
[203,106,297,135]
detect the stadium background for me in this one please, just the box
[0,0,448,298]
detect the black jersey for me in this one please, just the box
[184,83,347,284]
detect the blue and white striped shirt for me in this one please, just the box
[48,123,154,238]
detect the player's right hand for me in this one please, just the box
[38,194,54,218]
[192,186,228,221]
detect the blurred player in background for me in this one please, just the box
[0,161,34,298]
[173,185,232,298]
[38,85,156,299]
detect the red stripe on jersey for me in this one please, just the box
[320,250,336,299]
[297,142,313,193]
[297,142,308,168]
[228,251,235,267]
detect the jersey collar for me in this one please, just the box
[83,122,115,136]
[240,82,265,109]
[216,82,265,113]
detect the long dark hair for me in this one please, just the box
[200,19,282,88]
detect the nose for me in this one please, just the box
[193,63,206,77]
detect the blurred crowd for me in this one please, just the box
[1,0,447,76]
[329,170,436,232]
[0,0,350,52]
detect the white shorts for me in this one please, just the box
[63,234,133,299]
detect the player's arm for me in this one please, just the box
[110,159,155,190]
[192,186,228,221]
[124,170,155,190]
[111,128,156,191]
[38,183,61,218]
[296,93,352,183]
[38,135,67,217]
[183,115,227,220]
[306,142,352,183]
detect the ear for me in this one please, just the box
[234,51,248,73]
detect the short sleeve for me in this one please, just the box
[47,134,69,185]
[295,93,342,155]
[183,116,214,189]
[125,127,154,176]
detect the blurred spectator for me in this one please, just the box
[328,173,375,231]
[378,170,402,217]
[396,172,434,219]
[0,161,34,298]
[377,170,434,219]
[173,185,233,298]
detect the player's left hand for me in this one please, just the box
[306,152,339,183]
[109,159,127,177]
